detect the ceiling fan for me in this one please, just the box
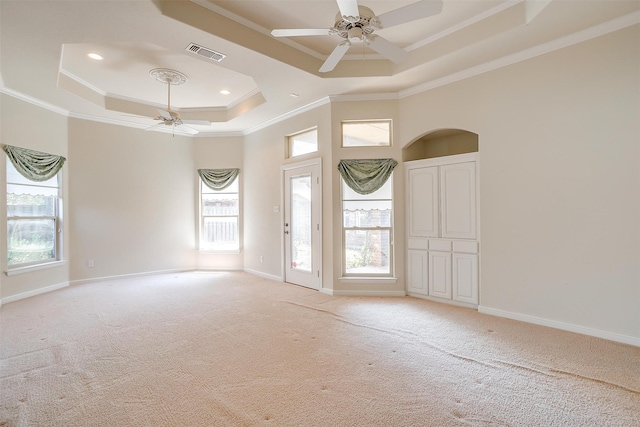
[271,0,443,73]
[146,68,211,135]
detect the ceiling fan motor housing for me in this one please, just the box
[331,6,377,42]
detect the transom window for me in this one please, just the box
[342,174,393,276]
[200,176,239,251]
[342,120,392,147]
[288,128,318,158]
[6,159,61,267]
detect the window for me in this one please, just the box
[6,158,61,267]
[288,128,318,158]
[342,120,391,147]
[342,174,393,276]
[200,176,239,251]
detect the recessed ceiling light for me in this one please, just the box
[87,53,103,60]
[220,89,231,95]
[290,93,300,97]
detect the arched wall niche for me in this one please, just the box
[402,129,478,162]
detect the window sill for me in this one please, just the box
[198,249,242,255]
[338,276,397,284]
[5,260,67,276]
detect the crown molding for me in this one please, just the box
[406,0,523,52]
[0,87,70,117]
[329,93,399,103]
[243,96,331,135]
[401,10,640,99]
[3,11,638,137]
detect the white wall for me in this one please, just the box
[68,119,196,282]
[399,25,640,340]
[1,25,637,343]
[243,103,332,282]
[0,94,70,302]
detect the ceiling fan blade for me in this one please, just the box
[336,0,359,19]
[319,41,351,73]
[271,29,331,37]
[376,0,443,29]
[367,35,408,64]
[182,119,212,126]
[145,122,166,132]
[175,124,199,135]
[157,108,171,119]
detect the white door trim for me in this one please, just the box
[281,158,322,290]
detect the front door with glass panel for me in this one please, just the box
[283,160,321,290]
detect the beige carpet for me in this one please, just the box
[1,272,638,426]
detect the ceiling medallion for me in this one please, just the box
[149,68,188,85]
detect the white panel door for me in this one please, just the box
[284,161,321,290]
[407,250,428,295]
[429,251,451,299]
[440,162,477,239]
[453,253,478,304]
[407,167,439,238]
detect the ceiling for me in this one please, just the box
[1,0,638,137]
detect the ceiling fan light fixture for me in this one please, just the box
[347,27,363,42]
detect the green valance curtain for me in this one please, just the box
[198,168,240,191]
[337,158,397,195]
[2,144,66,182]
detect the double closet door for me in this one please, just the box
[405,153,479,306]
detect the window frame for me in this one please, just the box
[341,173,394,277]
[199,174,241,253]
[6,159,62,269]
[287,127,318,159]
[341,120,392,148]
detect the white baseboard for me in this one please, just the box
[195,267,244,272]
[1,281,69,305]
[478,306,640,348]
[409,293,478,309]
[69,268,193,286]
[329,289,407,297]
[243,268,283,282]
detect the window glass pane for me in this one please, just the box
[289,128,318,158]
[7,190,57,217]
[200,176,240,251]
[7,218,56,265]
[202,217,238,251]
[201,178,239,194]
[342,121,391,147]
[290,174,312,272]
[202,193,239,216]
[344,229,391,275]
[343,202,392,227]
[341,177,392,200]
[341,172,393,277]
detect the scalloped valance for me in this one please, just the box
[337,159,397,195]
[2,144,66,182]
[198,168,240,191]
